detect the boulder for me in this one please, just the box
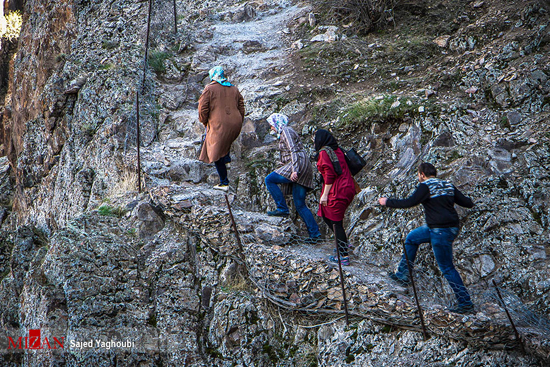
[506,110,522,126]
[134,202,165,239]
[433,35,451,48]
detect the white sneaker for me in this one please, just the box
[213,184,229,192]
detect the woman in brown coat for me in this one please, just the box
[198,66,245,191]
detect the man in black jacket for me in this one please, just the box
[378,163,475,314]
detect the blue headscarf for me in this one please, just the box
[209,66,233,87]
[267,113,289,139]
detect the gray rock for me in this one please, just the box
[308,12,316,27]
[63,74,88,94]
[279,100,306,116]
[488,148,512,162]
[475,254,496,277]
[242,40,264,54]
[530,69,548,85]
[165,159,209,183]
[311,26,339,42]
[507,110,522,125]
[509,78,532,104]
[499,41,520,60]
[491,84,509,107]
[433,130,455,147]
[489,160,513,174]
[134,202,165,239]
[232,4,256,22]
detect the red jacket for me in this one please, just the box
[317,148,356,221]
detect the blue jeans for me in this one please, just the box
[265,172,321,238]
[395,225,472,306]
[214,154,231,185]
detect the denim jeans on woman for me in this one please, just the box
[265,172,320,238]
[395,225,472,307]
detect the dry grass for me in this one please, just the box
[222,270,251,292]
[108,170,139,198]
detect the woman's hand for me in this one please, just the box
[290,172,298,182]
[320,183,332,206]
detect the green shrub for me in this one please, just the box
[98,205,126,217]
[148,50,172,73]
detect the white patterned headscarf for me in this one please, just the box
[267,113,289,139]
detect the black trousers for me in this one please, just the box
[322,217,348,257]
[214,153,231,185]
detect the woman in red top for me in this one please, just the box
[315,129,357,265]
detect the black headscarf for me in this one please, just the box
[314,129,339,152]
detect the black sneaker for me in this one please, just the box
[267,210,289,217]
[449,303,475,314]
[388,272,410,287]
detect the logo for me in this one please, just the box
[7,329,64,350]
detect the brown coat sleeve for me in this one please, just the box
[198,87,211,126]
[237,90,245,123]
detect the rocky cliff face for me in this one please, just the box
[0,0,549,366]
[3,0,146,229]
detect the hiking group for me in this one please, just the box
[198,66,476,314]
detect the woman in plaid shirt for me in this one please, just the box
[264,113,321,242]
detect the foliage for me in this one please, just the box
[299,40,369,82]
[101,40,119,50]
[99,63,114,71]
[220,272,250,292]
[339,94,420,129]
[499,115,510,129]
[81,123,96,137]
[98,205,126,217]
[381,36,440,66]
[310,99,343,125]
[311,0,396,34]
[273,95,290,112]
[0,11,22,41]
[148,50,172,74]
[448,150,463,162]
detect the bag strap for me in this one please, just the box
[320,147,342,175]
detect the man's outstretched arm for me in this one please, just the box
[454,187,474,208]
[379,184,430,208]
